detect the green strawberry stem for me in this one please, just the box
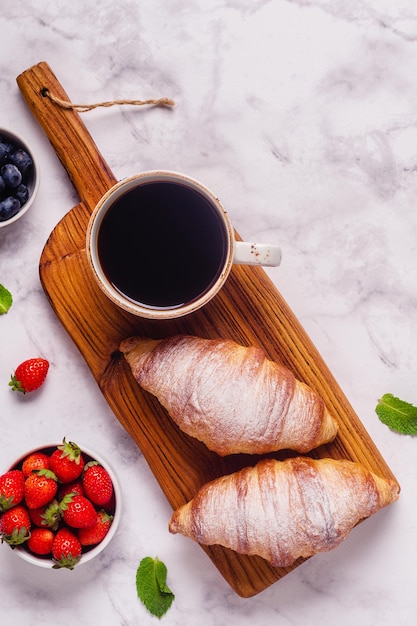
[58,438,82,464]
[9,375,25,393]
[1,526,31,547]
[52,553,81,570]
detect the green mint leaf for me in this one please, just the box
[0,284,13,315]
[376,393,417,435]
[136,556,174,619]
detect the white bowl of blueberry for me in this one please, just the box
[0,129,39,227]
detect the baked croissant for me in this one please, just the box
[169,456,399,567]
[120,335,338,456]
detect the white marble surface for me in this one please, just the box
[0,1,416,624]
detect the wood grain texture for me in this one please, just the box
[17,62,399,597]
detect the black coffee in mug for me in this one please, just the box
[88,171,281,320]
[97,181,228,309]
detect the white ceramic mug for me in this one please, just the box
[86,171,281,319]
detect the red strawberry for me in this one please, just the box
[49,438,85,483]
[24,469,58,509]
[9,358,49,393]
[58,479,85,500]
[22,452,50,478]
[78,510,113,546]
[0,469,25,512]
[60,494,97,529]
[28,506,45,527]
[82,462,113,506]
[27,527,55,556]
[52,528,82,570]
[29,499,61,530]
[0,505,31,546]
[102,490,116,515]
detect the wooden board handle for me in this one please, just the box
[16,61,117,207]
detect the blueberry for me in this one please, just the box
[0,175,5,194]
[0,141,12,164]
[0,196,21,221]
[1,163,22,188]
[9,149,33,174]
[14,184,29,206]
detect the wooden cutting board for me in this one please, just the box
[17,61,399,597]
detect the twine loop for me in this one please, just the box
[41,88,175,112]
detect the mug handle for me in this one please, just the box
[233,241,281,267]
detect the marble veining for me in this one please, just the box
[0,1,416,624]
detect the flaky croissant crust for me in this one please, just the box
[169,457,400,567]
[120,335,339,456]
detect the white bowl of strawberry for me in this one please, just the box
[0,438,121,569]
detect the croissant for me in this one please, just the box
[169,456,399,567]
[120,335,338,456]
